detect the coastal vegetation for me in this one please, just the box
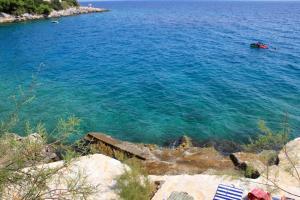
[0,117,97,199]
[0,0,79,15]
[116,159,154,200]
[243,119,289,153]
[0,83,95,199]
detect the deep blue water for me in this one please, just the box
[0,1,300,144]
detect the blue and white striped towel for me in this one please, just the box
[213,184,243,200]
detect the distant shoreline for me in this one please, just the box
[0,6,109,24]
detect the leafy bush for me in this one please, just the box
[116,159,154,200]
[244,165,260,179]
[50,0,62,10]
[23,0,35,13]
[243,120,289,153]
[0,79,96,199]
[0,117,97,199]
[36,3,51,15]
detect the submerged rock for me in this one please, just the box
[168,135,193,149]
[197,139,243,155]
[145,147,234,175]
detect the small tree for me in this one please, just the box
[243,120,289,153]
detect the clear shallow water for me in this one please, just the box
[0,1,300,144]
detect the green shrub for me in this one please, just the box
[243,120,289,153]
[116,159,154,200]
[36,3,51,15]
[0,117,97,199]
[50,0,62,10]
[24,0,35,13]
[244,165,260,179]
[60,0,69,9]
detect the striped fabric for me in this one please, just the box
[213,184,243,200]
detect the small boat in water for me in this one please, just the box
[250,42,268,49]
[51,20,59,24]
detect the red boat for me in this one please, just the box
[250,42,269,49]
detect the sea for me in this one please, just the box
[0,1,300,145]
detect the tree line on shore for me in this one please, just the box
[0,0,79,16]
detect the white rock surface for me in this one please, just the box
[150,173,300,200]
[48,154,126,200]
[278,137,300,176]
[3,154,126,200]
[150,138,300,200]
[2,138,300,200]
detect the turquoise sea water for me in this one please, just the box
[0,1,300,144]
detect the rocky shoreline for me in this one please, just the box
[83,133,287,178]
[4,132,299,199]
[0,6,108,24]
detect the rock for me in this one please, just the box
[86,133,234,175]
[5,133,59,162]
[259,150,279,165]
[48,7,107,18]
[244,138,300,199]
[0,12,16,23]
[229,152,267,178]
[178,135,193,148]
[22,13,31,18]
[168,135,193,149]
[27,132,44,143]
[146,147,234,175]
[3,154,126,200]
[278,138,300,180]
[198,139,243,155]
[0,12,11,18]
[6,132,43,143]
[143,143,158,151]
[150,173,300,200]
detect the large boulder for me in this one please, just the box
[229,150,278,178]
[0,12,16,23]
